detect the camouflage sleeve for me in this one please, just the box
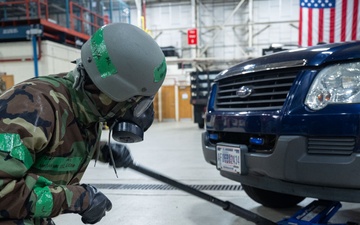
[0,81,90,219]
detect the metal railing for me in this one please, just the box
[0,0,106,37]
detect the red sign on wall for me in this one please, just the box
[187,28,197,45]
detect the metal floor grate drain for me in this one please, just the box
[91,183,242,191]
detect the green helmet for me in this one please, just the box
[81,23,167,102]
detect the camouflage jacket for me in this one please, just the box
[0,72,113,224]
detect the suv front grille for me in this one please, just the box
[307,137,356,155]
[215,69,298,110]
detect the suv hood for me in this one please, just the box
[216,41,360,81]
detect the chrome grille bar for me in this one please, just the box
[215,69,298,110]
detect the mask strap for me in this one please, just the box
[108,123,118,178]
[74,63,133,178]
[94,122,101,167]
[72,59,85,91]
[103,102,128,120]
[73,62,105,122]
[80,81,106,122]
[74,60,133,122]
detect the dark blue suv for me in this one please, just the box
[202,41,360,208]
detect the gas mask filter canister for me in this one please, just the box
[111,97,155,143]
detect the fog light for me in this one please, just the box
[209,133,218,140]
[250,137,264,145]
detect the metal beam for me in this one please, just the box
[196,0,221,26]
[134,0,142,27]
[199,0,245,57]
[153,31,163,40]
[148,20,299,32]
[252,24,271,38]
[165,56,250,64]
[248,0,253,48]
[191,0,196,59]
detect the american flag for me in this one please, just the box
[299,0,360,46]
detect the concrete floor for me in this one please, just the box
[54,121,360,225]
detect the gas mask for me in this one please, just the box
[72,61,155,143]
[101,97,155,178]
[109,96,155,143]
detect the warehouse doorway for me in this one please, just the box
[160,86,176,121]
[178,85,192,120]
[154,85,193,122]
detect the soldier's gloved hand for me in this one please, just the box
[80,184,112,224]
[101,143,133,168]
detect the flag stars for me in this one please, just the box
[300,0,335,8]
[300,0,359,47]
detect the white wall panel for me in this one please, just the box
[252,0,299,53]
[144,3,192,52]
[0,40,80,84]
[0,42,33,58]
[129,0,299,69]
[41,41,80,75]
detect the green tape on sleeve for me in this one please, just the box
[33,156,83,172]
[90,26,118,78]
[154,58,167,82]
[33,186,53,217]
[0,133,34,169]
[37,176,53,186]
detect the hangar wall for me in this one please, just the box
[0,40,80,84]
[0,0,301,83]
[0,0,301,122]
[129,0,299,70]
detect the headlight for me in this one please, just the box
[305,62,360,110]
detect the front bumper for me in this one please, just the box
[202,131,360,202]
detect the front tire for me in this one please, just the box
[242,185,305,208]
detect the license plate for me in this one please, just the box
[216,143,247,174]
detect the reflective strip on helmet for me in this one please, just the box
[90,26,118,78]
[154,58,167,82]
[0,133,34,169]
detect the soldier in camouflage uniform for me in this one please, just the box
[0,23,167,225]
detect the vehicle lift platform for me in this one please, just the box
[126,161,358,225]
